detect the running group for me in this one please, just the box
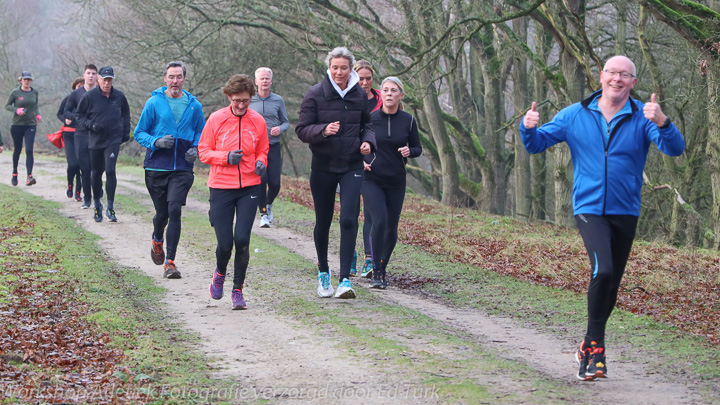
[6,49,683,382]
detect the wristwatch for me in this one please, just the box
[660,117,671,129]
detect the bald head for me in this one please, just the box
[603,55,636,76]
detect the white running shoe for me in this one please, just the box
[334,278,356,299]
[260,214,271,228]
[266,204,273,223]
[317,271,334,298]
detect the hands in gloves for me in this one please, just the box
[227,149,243,165]
[185,147,198,163]
[255,160,266,176]
[154,134,175,149]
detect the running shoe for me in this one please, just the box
[11,173,18,186]
[163,260,182,279]
[586,342,607,379]
[576,341,594,381]
[232,289,247,310]
[369,271,383,289]
[266,204,273,223]
[317,270,334,298]
[26,175,36,186]
[334,278,356,299]
[93,204,103,222]
[260,214,271,228]
[360,258,373,278]
[106,209,117,222]
[81,200,91,209]
[349,251,357,277]
[66,185,73,198]
[209,269,225,299]
[75,191,82,202]
[151,238,165,265]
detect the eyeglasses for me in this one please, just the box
[230,97,251,105]
[603,70,635,80]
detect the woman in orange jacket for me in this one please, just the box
[199,74,269,310]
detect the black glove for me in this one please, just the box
[154,134,175,149]
[227,149,243,165]
[185,147,198,163]
[255,160,266,176]
[121,133,130,143]
[91,122,103,132]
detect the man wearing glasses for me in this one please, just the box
[519,55,685,381]
[134,61,205,279]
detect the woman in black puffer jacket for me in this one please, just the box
[296,46,376,300]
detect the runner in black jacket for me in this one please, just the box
[296,46,376,299]
[362,77,421,288]
[75,66,130,223]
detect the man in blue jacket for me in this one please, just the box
[134,61,205,279]
[520,55,685,381]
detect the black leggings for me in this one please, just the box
[89,144,120,206]
[62,131,81,190]
[362,196,373,257]
[10,125,36,175]
[575,214,638,346]
[361,180,406,273]
[310,169,363,280]
[259,143,282,212]
[74,134,92,202]
[209,185,259,289]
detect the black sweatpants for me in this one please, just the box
[146,170,194,262]
[259,143,282,213]
[10,125,36,175]
[74,134,92,203]
[209,185,259,290]
[310,169,363,281]
[575,214,638,346]
[89,144,120,206]
[62,131,81,190]
[361,179,406,273]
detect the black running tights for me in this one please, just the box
[89,144,120,205]
[209,186,259,290]
[10,125,35,175]
[309,169,363,281]
[361,179,406,273]
[575,214,638,346]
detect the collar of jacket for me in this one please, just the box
[580,89,639,114]
[321,74,360,100]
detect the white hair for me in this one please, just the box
[255,67,273,79]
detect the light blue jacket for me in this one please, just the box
[520,90,685,216]
[134,87,205,171]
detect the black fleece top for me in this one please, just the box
[364,109,422,188]
[75,86,130,150]
[63,86,88,135]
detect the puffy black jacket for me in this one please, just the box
[296,75,375,173]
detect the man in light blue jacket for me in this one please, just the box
[134,61,205,279]
[520,55,684,381]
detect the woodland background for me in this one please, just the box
[1,0,719,248]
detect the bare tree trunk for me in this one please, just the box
[615,0,628,55]
[513,16,531,220]
[707,59,720,249]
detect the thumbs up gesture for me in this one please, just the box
[523,101,540,129]
[643,93,667,127]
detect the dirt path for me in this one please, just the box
[1,155,709,404]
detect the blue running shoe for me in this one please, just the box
[334,278,356,299]
[317,270,334,298]
[349,251,358,277]
[360,258,373,278]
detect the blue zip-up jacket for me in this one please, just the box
[134,87,205,172]
[520,90,685,216]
